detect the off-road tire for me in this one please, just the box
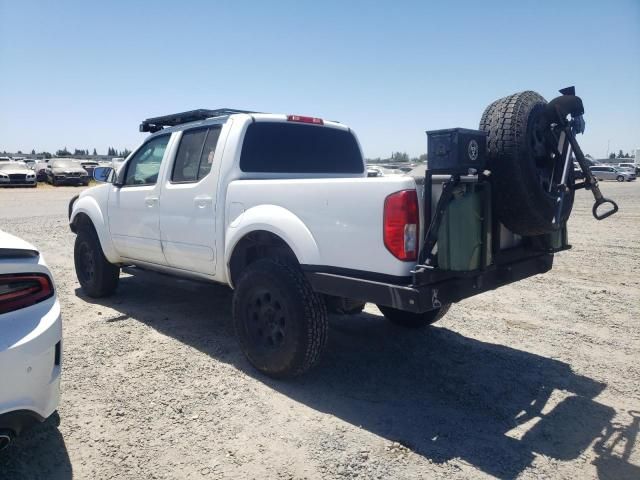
[74,226,119,298]
[377,304,451,329]
[232,258,328,378]
[479,91,574,236]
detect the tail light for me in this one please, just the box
[287,115,324,125]
[383,190,420,261]
[0,273,54,314]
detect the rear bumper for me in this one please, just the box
[0,299,62,434]
[306,251,554,313]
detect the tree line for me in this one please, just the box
[367,149,634,164]
[366,152,428,164]
[609,150,633,159]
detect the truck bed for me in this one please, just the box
[225,176,419,279]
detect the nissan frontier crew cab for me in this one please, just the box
[69,90,617,378]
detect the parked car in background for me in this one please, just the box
[0,157,11,162]
[0,162,37,187]
[573,162,585,180]
[34,163,48,182]
[0,230,62,451]
[80,161,99,178]
[46,159,90,186]
[617,163,639,175]
[366,166,384,177]
[23,159,37,170]
[111,157,125,172]
[589,165,635,182]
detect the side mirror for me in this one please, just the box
[93,166,115,183]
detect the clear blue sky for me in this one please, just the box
[1,0,639,159]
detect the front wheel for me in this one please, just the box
[377,304,451,329]
[232,259,328,378]
[74,227,120,297]
[617,175,625,182]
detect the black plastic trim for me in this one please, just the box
[300,265,412,285]
[0,248,39,259]
[305,253,553,313]
[68,194,79,220]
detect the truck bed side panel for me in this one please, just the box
[225,177,418,279]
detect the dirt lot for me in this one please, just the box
[0,182,638,480]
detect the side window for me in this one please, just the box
[171,127,221,183]
[198,127,221,179]
[124,135,169,186]
[172,129,207,182]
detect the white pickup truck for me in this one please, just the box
[70,93,607,377]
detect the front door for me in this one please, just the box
[159,125,223,275]
[108,134,171,265]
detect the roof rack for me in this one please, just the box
[139,108,256,133]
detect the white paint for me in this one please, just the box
[0,231,61,423]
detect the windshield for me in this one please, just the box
[51,160,77,168]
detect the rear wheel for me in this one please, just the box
[479,91,574,236]
[233,259,328,378]
[377,304,451,329]
[74,226,119,297]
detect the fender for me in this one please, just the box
[224,204,321,284]
[70,194,121,264]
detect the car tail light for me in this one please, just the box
[287,115,324,125]
[0,274,54,314]
[383,190,420,261]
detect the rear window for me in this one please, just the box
[240,122,363,174]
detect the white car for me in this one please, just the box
[0,231,61,451]
[0,162,37,187]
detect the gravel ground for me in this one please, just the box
[0,181,638,480]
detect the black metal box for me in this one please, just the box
[426,128,487,173]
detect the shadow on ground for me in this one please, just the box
[0,412,72,480]
[77,269,638,480]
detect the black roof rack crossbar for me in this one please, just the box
[140,108,256,133]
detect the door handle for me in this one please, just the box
[194,195,213,208]
[144,196,158,207]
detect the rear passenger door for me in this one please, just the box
[159,126,223,275]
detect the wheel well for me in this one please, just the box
[229,231,299,286]
[70,212,95,234]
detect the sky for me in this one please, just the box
[1,0,639,159]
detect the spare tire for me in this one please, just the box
[479,91,574,236]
